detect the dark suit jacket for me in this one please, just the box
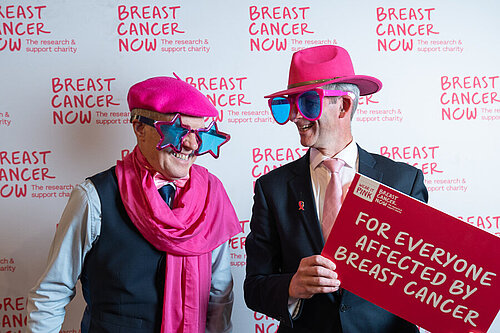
[244,146,428,333]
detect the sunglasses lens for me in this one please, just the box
[158,122,188,151]
[270,97,291,124]
[298,91,321,120]
[197,127,228,157]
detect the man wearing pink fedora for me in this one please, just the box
[28,76,241,333]
[244,45,428,332]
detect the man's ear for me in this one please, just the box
[132,121,146,141]
[340,95,353,119]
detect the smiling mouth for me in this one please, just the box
[171,151,191,161]
[297,123,313,132]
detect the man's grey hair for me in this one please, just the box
[320,83,360,119]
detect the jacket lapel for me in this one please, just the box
[357,145,383,182]
[288,150,324,254]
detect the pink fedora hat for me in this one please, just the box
[265,45,382,98]
[128,75,218,117]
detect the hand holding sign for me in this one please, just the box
[288,255,340,299]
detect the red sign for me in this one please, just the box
[322,173,500,333]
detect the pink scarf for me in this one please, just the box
[115,146,241,333]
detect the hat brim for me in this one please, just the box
[264,75,382,98]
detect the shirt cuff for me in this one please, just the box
[287,297,302,319]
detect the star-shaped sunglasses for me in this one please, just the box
[268,88,354,125]
[133,113,230,158]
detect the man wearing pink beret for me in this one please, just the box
[244,45,428,332]
[28,76,241,333]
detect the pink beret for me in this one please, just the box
[127,76,218,117]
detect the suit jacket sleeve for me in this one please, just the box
[409,168,428,203]
[244,177,295,327]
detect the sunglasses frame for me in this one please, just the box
[268,88,353,125]
[133,113,230,158]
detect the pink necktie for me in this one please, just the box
[322,158,345,241]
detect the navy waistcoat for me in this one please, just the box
[81,167,165,332]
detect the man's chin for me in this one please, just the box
[298,134,315,148]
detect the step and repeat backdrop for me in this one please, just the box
[1,0,499,332]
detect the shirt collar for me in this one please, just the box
[310,140,358,170]
[151,170,190,189]
[153,172,176,190]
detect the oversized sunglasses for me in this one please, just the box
[268,89,353,125]
[133,113,230,158]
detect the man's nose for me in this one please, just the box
[290,104,302,122]
[182,132,199,152]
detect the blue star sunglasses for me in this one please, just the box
[132,113,230,158]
